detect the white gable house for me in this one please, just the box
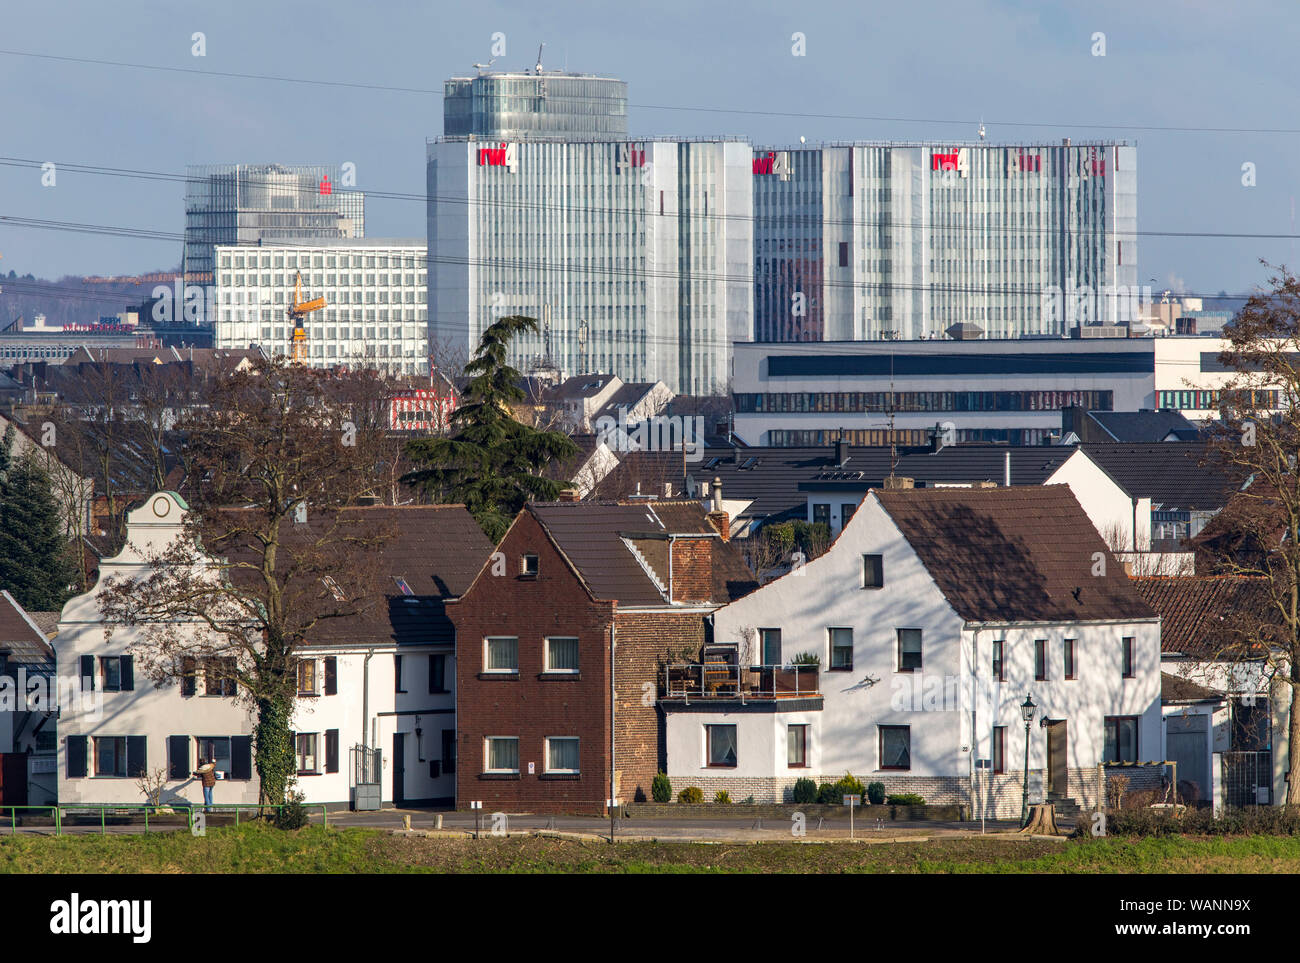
[667,485,1162,817]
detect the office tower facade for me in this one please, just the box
[183,164,365,288]
[428,134,753,394]
[753,141,1137,341]
[211,238,428,376]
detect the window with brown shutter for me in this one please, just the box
[325,729,339,773]
[324,656,337,695]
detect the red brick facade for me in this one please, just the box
[449,511,716,815]
[448,512,616,815]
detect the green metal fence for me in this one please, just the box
[0,803,329,836]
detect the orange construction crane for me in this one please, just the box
[288,271,326,363]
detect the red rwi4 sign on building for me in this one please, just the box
[391,388,457,432]
[753,151,791,178]
[932,151,959,172]
[616,143,646,172]
[1016,153,1041,173]
[477,143,518,172]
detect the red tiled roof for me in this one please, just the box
[874,485,1155,624]
[1132,575,1279,657]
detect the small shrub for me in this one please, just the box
[792,777,818,804]
[866,782,886,805]
[815,782,838,805]
[714,790,732,804]
[651,772,672,803]
[274,789,309,830]
[887,793,925,806]
[677,786,704,804]
[740,796,755,805]
[832,773,866,799]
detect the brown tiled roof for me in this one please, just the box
[874,485,1155,624]
[0,592,55,664]
[1161,672,1224,703]
[529,500,757,606]
[1132,576,1279,657]
[221,504,492,646]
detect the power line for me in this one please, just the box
[0,155,1296,244]
[3,47,1299,137]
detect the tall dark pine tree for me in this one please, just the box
[403,315,579,541]
[0,448,78,611]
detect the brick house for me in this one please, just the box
[447,497,756,815]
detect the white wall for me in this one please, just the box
[54,492,456,809]
[1046,450,1150,552]
[688,492,1162,795]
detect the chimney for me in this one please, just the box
[707,508,731,542]
[835,438,850,466]
[1004,450,1011,487]
[883,476,914,490]
[557,488,580,502]
[664,482,673,498]
[700,481,710,501]
[293,502,307,524]
[711,476,723,513]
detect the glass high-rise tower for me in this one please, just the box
[429,71,751,394]
[752,141,1137,341]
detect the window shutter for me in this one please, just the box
[231,736,253,780]
[429,760,441,779]
[167,735,189,780]
[324,656,337,695]
[126,736,147,778]
[120,655,134,691]
[181,657,196,697]
[67,735,88,778]
[325,729,339,773]
[79,655,94,692]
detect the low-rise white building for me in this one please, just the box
[54,492,490,809]
[666,485,1161,817]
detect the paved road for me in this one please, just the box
[1,807,1051,840]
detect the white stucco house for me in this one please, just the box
[53,491,491,810]
[665,485,1162,817]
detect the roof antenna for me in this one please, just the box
[535,42,546,74]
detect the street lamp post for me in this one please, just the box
[1020,693,1037,829]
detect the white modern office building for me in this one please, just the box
[211,238,428,375]
[752,141,1138,342]
[429,68,752,394]
[184,164,365,288]
[732,335,1272,447]
[428,135,753,394]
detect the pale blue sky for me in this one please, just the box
[2,0,1297,296]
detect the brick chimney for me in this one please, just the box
[670,536,714,603]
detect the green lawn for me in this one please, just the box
[3,826,1300,873]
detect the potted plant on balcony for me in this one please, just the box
[781,652,820,696]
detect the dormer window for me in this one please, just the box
[520,554,539,577]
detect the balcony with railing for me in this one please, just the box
[660,662,822,706]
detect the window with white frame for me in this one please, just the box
[706,724,738,768]
[484,637,519,673]
[787,724,808,767]
[897,628,922,671]
[485,736,519,773]
[545,737,580,773]
[829,628,853,670]
[545,637,579,673]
